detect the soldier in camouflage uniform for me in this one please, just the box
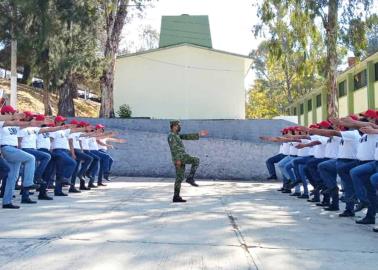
[168,120,208,203]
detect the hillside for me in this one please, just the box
[0,78,100,117]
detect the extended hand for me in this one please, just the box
[360,126,377,134]
[175,160,182,168]
[295,143,305,149]
[199,130,209,137]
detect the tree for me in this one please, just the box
[256,0,374,118]
[99,0,153,118]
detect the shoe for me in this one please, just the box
[307,198,320,203]
[21,198,37,204]
[79,180,90,190]
[38,193,53,200]
[24,184,38,190]
[289,180,302,189]
[355,202,368,212]
[54,192,68,196]
[2,204,20,209]
[172,196,186,203]
[186,178,199,187]
[97,183,107,187]
[324,206,340,211]
[339,210,355,217]
[290,192,301,197]
[298,194,309,199]
[68,187,81,193]
[316,202,330,207]
[282,189,292,193]
[267,176,277,180]
[88,183,98,188]
[373,227,378,232]
[277,187,284,191]
[356,217,375,225]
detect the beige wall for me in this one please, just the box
[307,112,313,125]
[114,45,249,119]
[299,115,304,125]
[338,96,348,117]
[353,87,368,114]
[316,107,322,122]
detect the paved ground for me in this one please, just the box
[0,177,377,270]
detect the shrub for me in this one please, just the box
[117,104,132,118]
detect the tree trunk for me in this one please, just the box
[326,0,339,119]
[99,0,129,118]
[43,76,53,115]
[21,63,32,85]
[58,73,76,116]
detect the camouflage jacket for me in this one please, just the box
[167,132,199,161]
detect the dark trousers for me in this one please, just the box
[266,154,286,178]
[71,150,93,186]
[84,150,100,178]
[304,157,329,200]
[92,150,112,182]
[22,148,51,181]
[39,148,55,187]
[0,157,10,197]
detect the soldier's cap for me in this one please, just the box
[170,120,180,127]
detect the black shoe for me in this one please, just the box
[277,187,284,191]
[38,193,53,200]
[15,184,22,190]
[88,183,98,188]
[373,227,378,232]
[290,192,301,197]
[355,202,368,212]
[282,189,292,193]
[316,202,330,207]
[267,175,277,180]
[307,198,320,203]
[21,198,37,204]
[297,194,309,199]
[324,206,340,211]
[97,183,107,187]
[356,217,375,225]
[54,192,68,196]
[289,180,302,189]
[172,196,186,203]
[186,178,199,187]
[2,203,20,209]
[68,187,81,193]
[339,210,355,217]
[80,185,90,191]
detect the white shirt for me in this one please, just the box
[313,135,328,158]
[356,134,378,161]
[0,126,20,146]
[37,132,51,149]
[19,127,40,149]
[338,130,360,159]
[50,129,71,150]
[289,142,299,156]
[281,143,290,155]
[308,136,318,156]
[80,137,90,150]
[88,137,99,151]
[325,136,341,159]
[69,132,82,149]
[297,139,311,157]
[98,138,108,151]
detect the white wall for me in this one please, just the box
[114,45,249,119]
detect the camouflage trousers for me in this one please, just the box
[174,154,200,197]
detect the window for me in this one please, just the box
[375,62,378,81]
[354,69,367,90]
[307,99,312,112]
[338,81,346,97]
[300,104,304,115]
[316,94,321,107]
[293,107,297,116]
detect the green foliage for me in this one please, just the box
[117,104,132,118]
[246,81,280,119]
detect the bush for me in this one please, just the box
[117,104,132,118]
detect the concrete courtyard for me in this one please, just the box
[0,178,377,270]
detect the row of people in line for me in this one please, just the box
[261,109,378,233]
[0,105,125,209]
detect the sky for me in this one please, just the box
[120,0,264,89]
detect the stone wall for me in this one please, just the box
[72,118,293,180]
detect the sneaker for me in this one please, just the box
[339,210,355,217]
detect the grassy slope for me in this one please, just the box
[0,78,100,117]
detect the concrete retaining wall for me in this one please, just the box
[72,118,293,180]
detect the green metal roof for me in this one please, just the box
[159,15,212,48]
